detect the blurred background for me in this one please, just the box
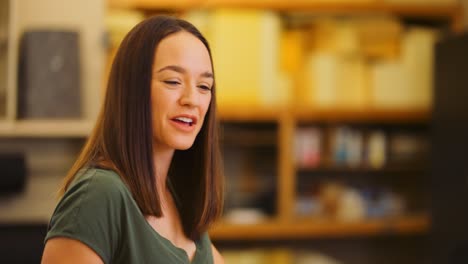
[1,0,468,263]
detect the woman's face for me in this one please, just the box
[151,31,213,151]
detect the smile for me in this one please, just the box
[174,116,194,126]
[170,115,198,132]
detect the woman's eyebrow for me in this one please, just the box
[201,72,213,79]
[157,65,185,74]
[157,65,213,78]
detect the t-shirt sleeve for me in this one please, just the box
[200,232,214,264]
[45,169,124,264]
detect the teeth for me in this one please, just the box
[175,117,193,123]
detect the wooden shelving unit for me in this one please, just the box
[105,0,459,243]
[0,4,459,261]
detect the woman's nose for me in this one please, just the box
[179,85,199,107]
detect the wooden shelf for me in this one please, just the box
[111,0,459,17]
[0,108,429,137]
[218,106,431,123]
[294,108,430,123]
[108,0,463,33]
[297,164,426,174]
[209,214,429,240]
[218,105,284,122]
[0,120,94,138]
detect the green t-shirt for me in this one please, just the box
[45,167,213,264]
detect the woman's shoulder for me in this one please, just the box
[68,167,128,197]
[55,167,133,219]
[46,167,128,263]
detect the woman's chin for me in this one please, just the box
[176,145,192,151]
[173,140,195,151]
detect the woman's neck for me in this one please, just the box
[152,144,175,192]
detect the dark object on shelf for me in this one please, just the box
[18,30,81,118]
[432,32,468,264]
[0,224,48,264]
[0,153,26,193]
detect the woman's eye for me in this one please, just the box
[164,80,180,86]
[198,85,211,91]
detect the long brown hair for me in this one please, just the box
[58,15,223,240]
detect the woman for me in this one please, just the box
[41,15,224,264]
